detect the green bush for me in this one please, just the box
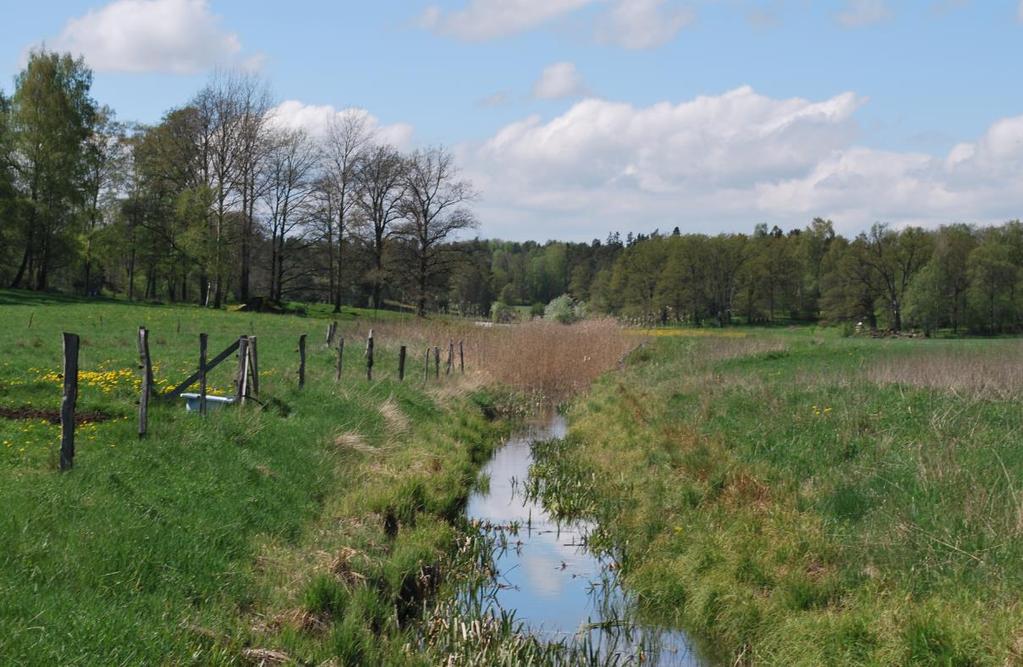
[544,294,578,324]
[490,301,515,323]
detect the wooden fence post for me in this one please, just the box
[60,333,79,471]
[248,336,259,398]
[335,336,345,381]
[446,340,454,375]
[137,327,152,439]
[366,329,374,381]
[399,345,407,381]
[298,334,307,389]
[434,346,441,379]
[326,321,338,347]
[236,336,250,404]
[459,340,465,374]
[199,333,208,415]
[424,348,430,382]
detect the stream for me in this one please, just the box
[465,414,706,666]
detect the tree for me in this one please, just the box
[355,144,406,309]
[966,236,1020,333]
[850,224,932,331]
[399,146,477,316]
[8,49,97,290]
[262,127,318,302]
[323,110,372,312]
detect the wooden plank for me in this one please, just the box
[160,338,240,400]
[199,333,208,416]
[248,336,259,398]
[235,336,250,404]
[60,332,79,471]
[137,327,151,439]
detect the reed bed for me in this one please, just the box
[358,318,637,402]
[866,341,1023,400]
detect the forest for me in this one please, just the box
[2,49,1023,334]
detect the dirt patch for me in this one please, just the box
[0,405,114,425]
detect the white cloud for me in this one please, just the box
[420,0,595,41]
[48,0,249,74]
[532,62,589,99]
[836,0,892,27]
[597,0,695,49]
[269,101,414,150]
[458,87,1023,240]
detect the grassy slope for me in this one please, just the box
[545,328,1023,665]
[0,290,507,664]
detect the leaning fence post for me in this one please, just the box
[60,332,80,470]
[298,334,307,389]
[199,333,208,415]
[236,336,250,404]
[434,346,441,379]
[335,336,345,381]
[399,345,407,381]
[137,327,152,439]
[366,329,374,381]
[459,340,465,374]
[248,336,259,398]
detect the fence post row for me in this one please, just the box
[199,333,208,415]
[60,332,80,471]
[366,329,374,381]
[298,334,307,389]
[137,327,152,439]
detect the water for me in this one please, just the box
[465,414,706,666]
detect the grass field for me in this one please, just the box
[535,328,1023,665]
[0,290,520,664]
[0,290,636,665]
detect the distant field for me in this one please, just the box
[541,327,1023,665]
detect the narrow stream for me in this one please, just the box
[465,414,706,666]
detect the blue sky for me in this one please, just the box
[3,1,1023,240]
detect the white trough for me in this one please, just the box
[180,393,236,412]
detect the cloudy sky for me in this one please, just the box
[2,0,1022,240]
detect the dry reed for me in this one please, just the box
[357,317,636,403]
[866,342,1023,400]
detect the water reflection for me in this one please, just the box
[465,415,705,666]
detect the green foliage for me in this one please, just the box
[543,294,579,324]
[490,300,515,323]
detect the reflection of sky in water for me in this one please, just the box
[466,416,706,665]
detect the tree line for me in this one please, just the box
[0,50,476,316]
[2,51,1023,334]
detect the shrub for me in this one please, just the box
[544,294,578,324]
[529,302,545,319]
[491,301,516,323]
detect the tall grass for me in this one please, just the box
[866,341,1023,399]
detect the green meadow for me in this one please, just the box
[532,328,1023,665]
[0,290,510,664]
